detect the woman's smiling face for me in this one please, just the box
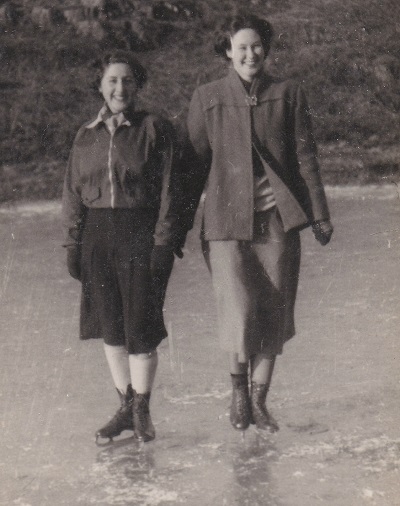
[226,28,265,82]
[99,63,138,114]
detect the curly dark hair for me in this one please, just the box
[93,49,147,90]
[214,14,274,60]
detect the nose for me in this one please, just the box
[116,79,124,93]
[246,47,256,59]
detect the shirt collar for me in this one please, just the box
[85,104,132,129]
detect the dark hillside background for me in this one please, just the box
[1,0,400,201]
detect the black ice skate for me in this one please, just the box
[95,384,134,444]
[250,381,279,433]
[230,373,253,431]
[132,391,155,442]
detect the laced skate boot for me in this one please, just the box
[95,384,134,443]
[250,381,279,432]
[132,391,155,442]
[230,374,252,431]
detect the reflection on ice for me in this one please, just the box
[79,431,279,505]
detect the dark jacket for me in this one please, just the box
[62,107,184,248]
[186,69,330,240]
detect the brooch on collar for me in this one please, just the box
[245,95,258,106]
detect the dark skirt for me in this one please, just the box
[203,207,301,361]
[79,208,167,354]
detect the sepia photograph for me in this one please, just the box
[0,0,399,504]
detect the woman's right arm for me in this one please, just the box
[187,88,212,161]
[180,88,212,229]
[61,140,86,248]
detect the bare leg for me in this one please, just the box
[103,343,131,393]
[229,352,248,375]
[250,353,276,386]
[128,350,158,394]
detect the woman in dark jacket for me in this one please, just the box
[185,14,333,433]
[62,50,183,444]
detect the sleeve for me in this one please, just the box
[154,89,212,248]
[294,84,330,222]
[153,118,187,248]
[187,88,212,161]
[61,137,87,248]
[179,88,213,231]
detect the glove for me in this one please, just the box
[174,245,184,259]
[312,220,334,246]
[66,245,81,281]
[150,245,175,309]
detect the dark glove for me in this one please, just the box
[312,220,334,246]
[66,245,81,281]
[150,245,175,308]
[174,245,184,259]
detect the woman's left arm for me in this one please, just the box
[153,118,185,256]
[294,85,333,244]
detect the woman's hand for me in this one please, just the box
[66,245,81,281]
[150,245,176,308]
[312,220,333,246]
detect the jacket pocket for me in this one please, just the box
[82,187,101,205]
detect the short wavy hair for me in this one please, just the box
[214,14,274,60]
[93,49,147,89]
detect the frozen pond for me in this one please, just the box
[0,186,399,505]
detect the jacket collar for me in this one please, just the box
[226,68,273,106]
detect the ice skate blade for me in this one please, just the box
[96,435,137,455]
[134,434,155,444]
[95,433,138,447]
[230,428,248,440]
[256,420,279,433]
[254,425,279,437]
[95,435,114,447]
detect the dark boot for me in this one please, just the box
[250,381,279,432]
[132,391,155,442]
[95,384,134,443]
[230,374,252,431]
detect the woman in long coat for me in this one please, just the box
[185,14,333,432]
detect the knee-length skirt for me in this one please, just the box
[204,207,301,362]
[79,208,167,354]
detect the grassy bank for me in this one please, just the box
[1,0,399,202]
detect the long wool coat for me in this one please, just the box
[186,68,330,240]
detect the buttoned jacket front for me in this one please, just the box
[187,69,330,240]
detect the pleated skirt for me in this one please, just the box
[79,209,167,354]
